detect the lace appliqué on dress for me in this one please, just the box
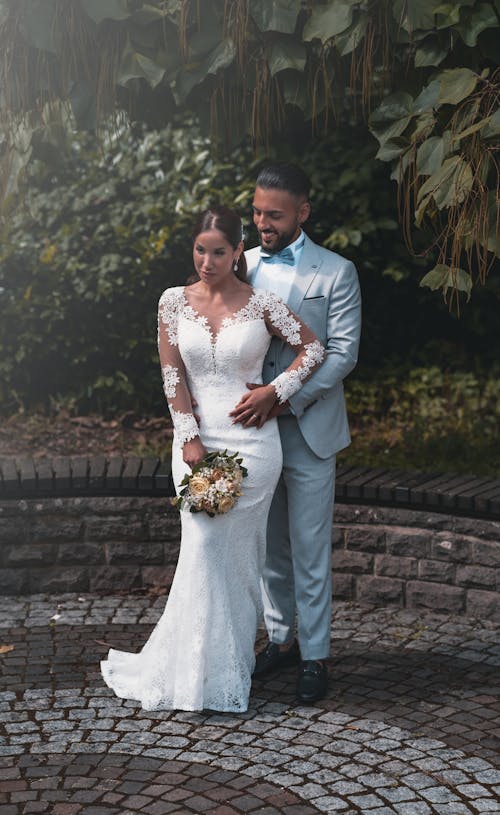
[162,364,180,399]
[261,291,302,346]
[158,288,184,346]
[271,340,325,403]
[170,408,199,445]
[217,289,302,347]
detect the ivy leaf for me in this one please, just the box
[392,0,442,32]
[250,0,303,34]
[484,191,500,254]
[173,39,236,103]
[280,71,309,112]
[267,38,307,76]
[420,264,472,299]
[202,38,236,76]
[416,136,445,176]
[411,110,436,142]
[187,10,223,60]
[456,2,499,47]
[413,78,441,113]
[391,147,413,183]
[370,93,414,144]
[333,13,368,55]
[415,35,448,67]
[303,1,354,42]
[118,41,166,88]
[375,139,408,161]
[452,116,493,141]
[371,116,411,144]
[132,4,174,25]
[483,109,500,138]
[371,92,414,123]
[433,3,463,26]
[417,155,473,210]
[438,68,479,105]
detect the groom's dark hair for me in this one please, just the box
[256,162,311,200]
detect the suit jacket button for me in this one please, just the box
[269,362,274,367]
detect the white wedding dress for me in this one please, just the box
[101,286,324,712]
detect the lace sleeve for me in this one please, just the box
[158,288,199,445]
[263,291,326,404]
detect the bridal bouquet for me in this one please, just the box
[172,450,248,516]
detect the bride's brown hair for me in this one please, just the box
[192,206,247,282]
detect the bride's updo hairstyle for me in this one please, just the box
[192,206,247,282]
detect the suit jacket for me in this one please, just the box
[245,234,361,459]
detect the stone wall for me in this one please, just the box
[0,496,499,618]
[332,503,500,619]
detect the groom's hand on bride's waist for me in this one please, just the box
[266,400,290,420]
[229,383,288,428]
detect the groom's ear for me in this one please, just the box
[298,199,311,224]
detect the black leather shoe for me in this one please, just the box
[252,639,300,678]
[296,660,328,704]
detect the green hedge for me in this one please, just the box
[0,119,498,415]
[0,123,257,412]
[343,367,500,476]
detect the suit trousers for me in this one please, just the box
[261,414,336,661]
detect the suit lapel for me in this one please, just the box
[287,235,322,313]
[245,236,321,310]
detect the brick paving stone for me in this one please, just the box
[283,808,323,815]
[312,796,350,811]
[473,801,500,813]
[1,596,500,815]
[393,803,433,815]
[248,808,282,815]
[148,802,181,814]
[184,794,223,811]
[370,809,400,815]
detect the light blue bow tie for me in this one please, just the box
[260,246,295,266]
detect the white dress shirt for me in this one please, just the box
[252,230,305,301]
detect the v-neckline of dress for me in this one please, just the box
[181,287,259,346]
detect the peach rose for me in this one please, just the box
[189,476,210,496]
[217,495,235,514]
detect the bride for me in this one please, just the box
[101,206,325,712]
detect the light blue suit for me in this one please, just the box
[246,234,361,660]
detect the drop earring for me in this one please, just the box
[233,258,239,272]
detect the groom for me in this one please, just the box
[231,162,361,703]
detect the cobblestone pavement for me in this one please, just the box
[1,594,499,815]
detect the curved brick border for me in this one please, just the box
[1,457,500,518]
[0,754,323,814]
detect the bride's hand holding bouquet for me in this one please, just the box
[172,450,248,517]
[182,436,207,468]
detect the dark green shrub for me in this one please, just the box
[0,123,259,413]
[1,119,498,417]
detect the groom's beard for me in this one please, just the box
[258,226,299,254]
